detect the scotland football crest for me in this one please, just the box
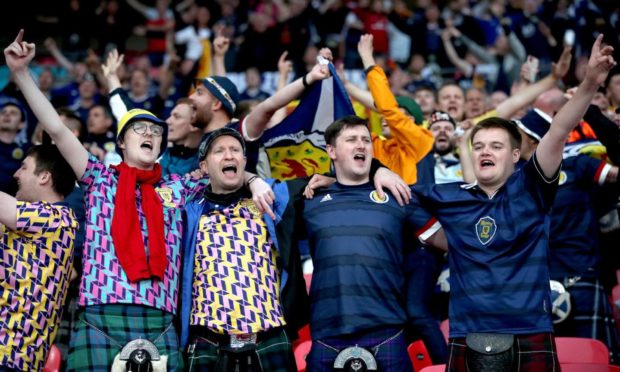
[475,216,496,245]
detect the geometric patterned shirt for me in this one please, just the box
[191,198,286,334]
[78,155,207,314]
[0,201,77,371]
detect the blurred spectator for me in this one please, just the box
[67,73,101,124]
[0,100,30,195]
[239,67,271,101]
[84,104,116,162]
[94,0,134,54]
[159,98,202,176]
[606,68,620,113]
[127,0,175,67]
[350,0,390,58]
[58,0,96,61]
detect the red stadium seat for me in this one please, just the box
[43,344,62,372]
[293,324,311,349]
[556,337,610,364]
[439,319,449,343]
[294,340,312,372]
[407,340,433,371]
[561,363,620,372]
[420,364,446,371]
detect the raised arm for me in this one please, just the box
[211,31,229,76]
[266,51,293,128]
[340,63,375,108]
[536,35,616,177]
[5,30,88,178]
[44,37,75,75]
[493,46,572,120]
[102,49,129,120]
[243,60,330,139]
[127,0,149,16]
[441,28,474,77]
[0,191,17,230]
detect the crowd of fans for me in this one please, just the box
[1,0,620,371]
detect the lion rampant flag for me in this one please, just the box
[261,63,355,180]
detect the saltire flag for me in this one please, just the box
[261,63,355,180]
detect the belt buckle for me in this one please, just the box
[230,333,257,349]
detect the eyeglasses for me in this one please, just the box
[131,121,164,136]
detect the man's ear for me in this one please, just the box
[212,100,223,112]
[512,148,521,163]
[199,159,209,175]
[327,144,336,160]
[38,170,52,186]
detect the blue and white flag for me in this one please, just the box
[261,63,354,180]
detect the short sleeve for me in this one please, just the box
[409,185,442,243]
[79,154,109,190]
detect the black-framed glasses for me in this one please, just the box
[131,121,164,136]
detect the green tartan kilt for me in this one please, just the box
[66,304,180,372]
[186,327,296,372]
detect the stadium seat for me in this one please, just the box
[420,364,446,371]
[293,324,311,349]
[439,319,449,343]
[555,337,610,364]
[294,340,312,372]
[407,340,432,371]
[561,363,620,372]
[43,344,61,372]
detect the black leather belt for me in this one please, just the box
[190,326,283,346]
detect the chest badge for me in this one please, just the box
[558,171,567,186]
[240,199,262,218]
[369,190,389,204]
[475,216,496,245]
[156,187,176,208]
[12,147,24,160]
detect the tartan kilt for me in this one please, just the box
[66,304,180,372]
[186,327,296,372]
[306,327,413,372]
[447,333,560,372]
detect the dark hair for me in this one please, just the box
[57,107,86,141]
[470,117,522,150]
[324,115,369,146]
[26,145,77,197]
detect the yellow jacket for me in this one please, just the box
[367,66,434,184]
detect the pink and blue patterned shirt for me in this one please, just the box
[78,155,207,314]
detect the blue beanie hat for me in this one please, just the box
[196,76,240,117]
[513,108,552,142]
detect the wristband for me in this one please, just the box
[302,74,310,88]
[247,175,259,187]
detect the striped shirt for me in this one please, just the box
[413,153,559,338]
[304,182,416,339]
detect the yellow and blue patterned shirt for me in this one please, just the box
[0,201,77,371]
[191,198,286,335]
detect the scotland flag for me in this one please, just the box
[261,63,355,180]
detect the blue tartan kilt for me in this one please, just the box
[306,327,413,372]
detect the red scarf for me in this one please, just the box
[111,162,167,282]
